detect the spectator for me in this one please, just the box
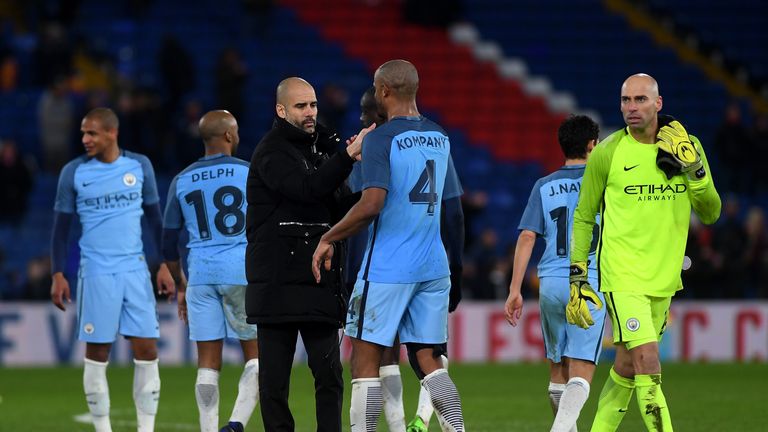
[215,47,248,121]
[466,227,501,299]
[158,35,196,116]
[743,206,768,298]
[713,103,751,194]
[712,197,748,298]
[461,189,488,251]
[32,22,72,87]
[0,139,33,224]
[38,76,74,172]
[317,83,348,132]
[24,255,52,300]
[749,113,768,194]
[682,214,718,298]
[173,98,204,169]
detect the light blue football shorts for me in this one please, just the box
[76,268,159,343]
[186,284,257,341]
[345,276,450,347]
[539,276,605,364]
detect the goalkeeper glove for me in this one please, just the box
[655,115,706,180]
[566,262,603,329]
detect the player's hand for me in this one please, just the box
[656,117,704,180]
[156,263,176,302]
[504,290,523,326]
[312,239,334,283]
[50,272,71,311]
[346,123,376,161]
[566,262,603,329]
[177,289,188,324]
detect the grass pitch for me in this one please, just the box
[0,362,764,431]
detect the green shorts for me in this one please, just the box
[604,292,671,350]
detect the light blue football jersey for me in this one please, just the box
[518,165,600,278]
[54,150,160,277]
[163,154,249,286]
[359,116,462,283]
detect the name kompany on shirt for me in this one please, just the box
[163,154,249,286]
[358,116,462,283]
[54,150,159,276]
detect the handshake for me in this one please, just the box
[344,123,377,161]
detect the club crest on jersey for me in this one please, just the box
[123,172,137,186]
[626,318,640,332]
[84,323,95,334]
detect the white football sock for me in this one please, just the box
[379,365,406,431]
[422,369,464,432]
[230,358,259,426]
[550,377,590,432]
[133,358,160,432]
[548,382,566,416]
[415,381,434,426]
[84,358,112,432]
[350,378,382,432]
[195,368,220,432]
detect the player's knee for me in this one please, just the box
[406,343,447,380]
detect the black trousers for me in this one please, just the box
[258,322,343,432]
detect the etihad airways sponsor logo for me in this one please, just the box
[624,183,687,202]
[84,191,141,209]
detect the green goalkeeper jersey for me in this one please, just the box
[571,127,721,296]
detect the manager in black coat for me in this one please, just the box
[245,77,373,432]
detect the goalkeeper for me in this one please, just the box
[504,114,604,432]
[570,73,721,432]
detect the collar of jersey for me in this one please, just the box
[390,115,423,121]
[560,163,586,170]
[199,153,227,161]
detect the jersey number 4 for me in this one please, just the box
[184,186,245,240]
[549,206,599,257]
[409,159,437,215]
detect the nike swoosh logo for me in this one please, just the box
[82,181,96,187]
[623,164,639,171]
[619,408,628,412]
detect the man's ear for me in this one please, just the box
[276,103,286,118]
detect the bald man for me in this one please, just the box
[312,59,466,431]
[245,77,372,431]
[569,74,721,431]
[158,110,258,432]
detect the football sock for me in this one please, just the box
[229,358,259,427]
[414,354,449,426]
[551,377,590,432]
[422,368,464,432]
[350,378,382,432]
[548,382,566,416]
[84,358,112,432]
[133,358,160,432]
[415,382,434,426]
[379,365,406,431]
[635,374,673,432]
[590,368,635,432]
[196,368,220,432]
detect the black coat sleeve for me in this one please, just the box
[256,148,355,203]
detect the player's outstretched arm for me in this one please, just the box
[312,187,387,282]
[505,230,535,326]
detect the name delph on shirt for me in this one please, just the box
[192,167,236,182]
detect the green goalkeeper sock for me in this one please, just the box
[590,368,635,432]
[635,374,673,431]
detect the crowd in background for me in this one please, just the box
[0,0,766,301]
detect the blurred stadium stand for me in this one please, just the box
[0,0,766,301]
